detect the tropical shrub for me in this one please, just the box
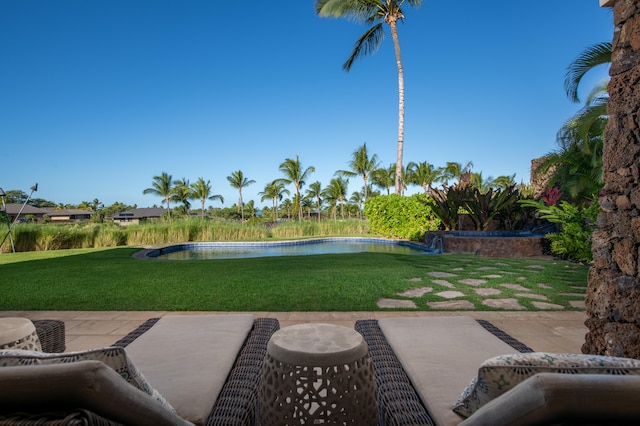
[429,187,465,230]
[464,186,520,231]
[365,194,440,240]
[430,184,523,231]
[520,198,599,262]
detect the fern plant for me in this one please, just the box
[519,198,599,262]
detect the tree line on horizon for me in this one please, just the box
[1,144,522,223]
[138,144,522,222]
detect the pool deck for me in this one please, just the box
[1,310,589,354]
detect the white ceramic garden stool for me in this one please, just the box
[260,323,377,425]
[0,317,42,351]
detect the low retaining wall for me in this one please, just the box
[425,231,545,258]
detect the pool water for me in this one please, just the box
[145,238,433,260]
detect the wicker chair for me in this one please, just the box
[32,319,66,353]
[0,317,279,426]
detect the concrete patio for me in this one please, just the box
[1,310,588,354]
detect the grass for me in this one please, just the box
[2,219,370,252]
[0,247,589,312]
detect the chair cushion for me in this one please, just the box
[459,373,640,425]
[124,314,254,426]
[379,316,517,426]
[453,352,640,418]
[0,346,175,412]
[0,361,192,426]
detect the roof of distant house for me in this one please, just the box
[111,207,167,219]
[1,203,50,215]
[47,209,94,216]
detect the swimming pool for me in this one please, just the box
[142,238,434,260]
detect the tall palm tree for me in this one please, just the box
[278,156,315,220]
[349,190,364,219]
[371,164,395,195]
[259,180,290,222]
[305,181,324,221]
[324,177,349,220]
[244,200,257,219]
[143,172,174,218]
[171,177,192,215]
[442,161,473,186]
[315,0,424,195]
[190,178,224,219]
[406,161,442,196]
[280,198,293,220]
[336,143,380,201]
[227,170,255,221]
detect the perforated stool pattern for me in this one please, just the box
[260,323,377,425]
[0,318,42,352]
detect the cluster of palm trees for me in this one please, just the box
[143,142,519,222]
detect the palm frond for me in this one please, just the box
[557,98,608,147]
[343,23,384,71]
[585,80,608,105]
[564,41,611,103]
[315,0,377,21]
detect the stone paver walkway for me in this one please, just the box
[377,262,587,311]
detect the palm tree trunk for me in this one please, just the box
[362,175,368,200]
[238,190,244,221]
[165,196,171,222]
[389,19,405,195]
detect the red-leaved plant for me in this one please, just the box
[541,187,562,206]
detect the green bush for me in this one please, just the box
[364,194,440,241]
[520,199,599,262]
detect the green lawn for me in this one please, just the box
[0,247,589,311]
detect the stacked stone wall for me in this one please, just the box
[584,0,640,358]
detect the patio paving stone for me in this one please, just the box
[516,293,549,300]
[435,291,465,299]
[482,298,526,310]
[377,298,418,309]
[569,300,586,309]
[431,279,454,288]
[398,287,433,298]
[474,288,502,296]
[428,271,457,278]
[426,300,475,310]
[531,301,566,310]
[458,278,487,286]
[501,284,530,291]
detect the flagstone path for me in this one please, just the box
[377,262,587,311]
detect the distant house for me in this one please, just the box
[111,208,167,226]
[1,203,49,222]
[46,209,94,222]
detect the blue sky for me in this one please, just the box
[1,1,613,210]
